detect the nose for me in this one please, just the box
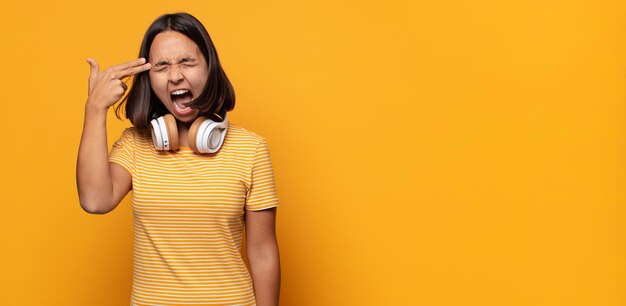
[168,65,184,83]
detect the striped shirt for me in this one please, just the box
[109,120,279,305]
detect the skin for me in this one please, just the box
[77,31,280,306]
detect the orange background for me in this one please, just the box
[0,0,625,305]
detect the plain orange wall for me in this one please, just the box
[0,0,624,305]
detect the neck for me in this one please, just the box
[177,120,192,147]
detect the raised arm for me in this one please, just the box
[76,57,151,214]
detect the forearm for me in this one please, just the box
[248,244,281,306]
[76,103,114,213]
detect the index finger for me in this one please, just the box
[117,62,152,79]
[110,57,148,72]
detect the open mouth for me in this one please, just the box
[170,89,193,113]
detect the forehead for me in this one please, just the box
[149,31,202,61]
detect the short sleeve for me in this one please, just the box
[109,128,136,176]
[245,138,280,211]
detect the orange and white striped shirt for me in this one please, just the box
[109,120,279,305]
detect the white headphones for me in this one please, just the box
[150,113,228,154]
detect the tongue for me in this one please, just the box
[173,92,193,108]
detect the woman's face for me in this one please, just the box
[148,30,209,124]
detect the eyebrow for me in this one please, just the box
[154,57,196,67]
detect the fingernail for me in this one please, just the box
[140,58,146,63]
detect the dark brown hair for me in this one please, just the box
[116,12,235,129]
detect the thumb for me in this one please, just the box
[85,58,99,94]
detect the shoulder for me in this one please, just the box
[116,126,151,145]
[227,121,267,147]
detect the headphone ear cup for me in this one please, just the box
[188,116,208,153]
[150,118,164,150]
[163,114,179,150]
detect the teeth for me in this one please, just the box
[171,89,189,95]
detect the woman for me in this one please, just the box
[76,12,280,306]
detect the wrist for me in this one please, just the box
[85,100,110,116]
